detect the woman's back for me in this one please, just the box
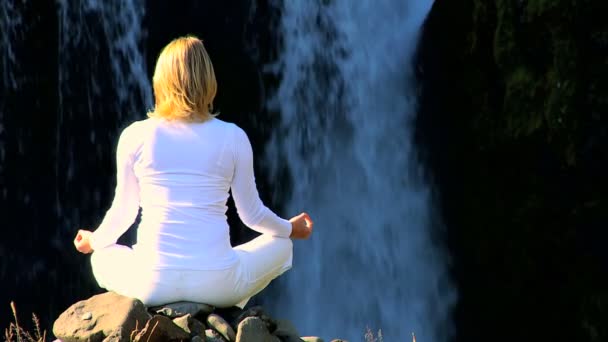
[129,117,239,270]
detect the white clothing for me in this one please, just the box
[91,234,292,308]
[89,117,293,306]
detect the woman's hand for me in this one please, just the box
[289,212,314,239]
[74,230,94,254]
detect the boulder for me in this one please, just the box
[172,313,206,336]
[273,319,303,342]
[53,292,151,342]
[149,302,214,319]
[213,306,244,325]
[207,313,236,342]
[205,328,228,342]
[235,317,281,342]
[233,306,276,332]
[132,315,190,342]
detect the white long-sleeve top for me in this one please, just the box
[90,117,292,270]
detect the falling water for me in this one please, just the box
[0,0,152,329]
[266,1,455,341]
[54,0,152,222]
[0,0,23,91]
[0,0,24,185]
[56,0,152,117]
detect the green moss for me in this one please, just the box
[493,0,519,70]
[503,67,544,137]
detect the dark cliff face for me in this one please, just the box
[415,0,608,341]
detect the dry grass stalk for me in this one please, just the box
[3,302,46,342]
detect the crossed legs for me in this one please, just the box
[90,234,293,308]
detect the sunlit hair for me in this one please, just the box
[148,36,218,122]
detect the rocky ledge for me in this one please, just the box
[52,292,345,342]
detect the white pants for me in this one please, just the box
[90,234,293,308]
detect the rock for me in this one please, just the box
[272,319,303,342]
[213,306,244,325]
[172,314,205,336]
[53,291,151,342]
[205,328,227,342]
[207,313,237,342]
[233,306,263,325]
[233,306,276,332]
[133,315,190,342]
[301,337,324,342]
[191,336,205,342]
[150,302,215,319]
[236,317,281,342]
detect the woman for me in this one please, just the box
[73,36,313,309]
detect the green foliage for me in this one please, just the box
[463,0,604,165]
[418,0,608,340]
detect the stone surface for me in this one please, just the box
[172,313,206,336]
[233,306,264,326]
[213,306,244,326]
[273,319,303,342]
[133,315,190,342]
[301,337,324,342]
[207,313,236,342]
[150,302,215,319]
[53,293,330,342]
[235,317,280,342]
[53,291,151,342]
[233,306,276,332]
[205,328,227,342]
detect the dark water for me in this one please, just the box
[0,1,453,340]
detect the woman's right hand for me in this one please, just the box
[74,229,94,254]
[289,212,314,239]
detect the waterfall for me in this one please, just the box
[56,0,152,118]
[0,0,23,197]
[265,1,455,340]
[0,0,23,91]
[55,0,152,220]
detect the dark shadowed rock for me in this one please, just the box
[233,306,276,332]
[53,291,151,342]
[133,315,190,342]
[233,306,263,325]
[172,313,206,336]
[207,313,236,341]
[150,302,215,319]
[214,306,245,325]
[235,316,281,342]
[273,319,303,342]
[205,328,228,342]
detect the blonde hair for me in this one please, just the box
[148,36,218,122]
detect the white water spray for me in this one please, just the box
[54,0,152,219]
[56,0,152,120]
[0,1,24,90]
[266,1,455,341]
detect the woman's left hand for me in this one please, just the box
[74,230,94,254]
